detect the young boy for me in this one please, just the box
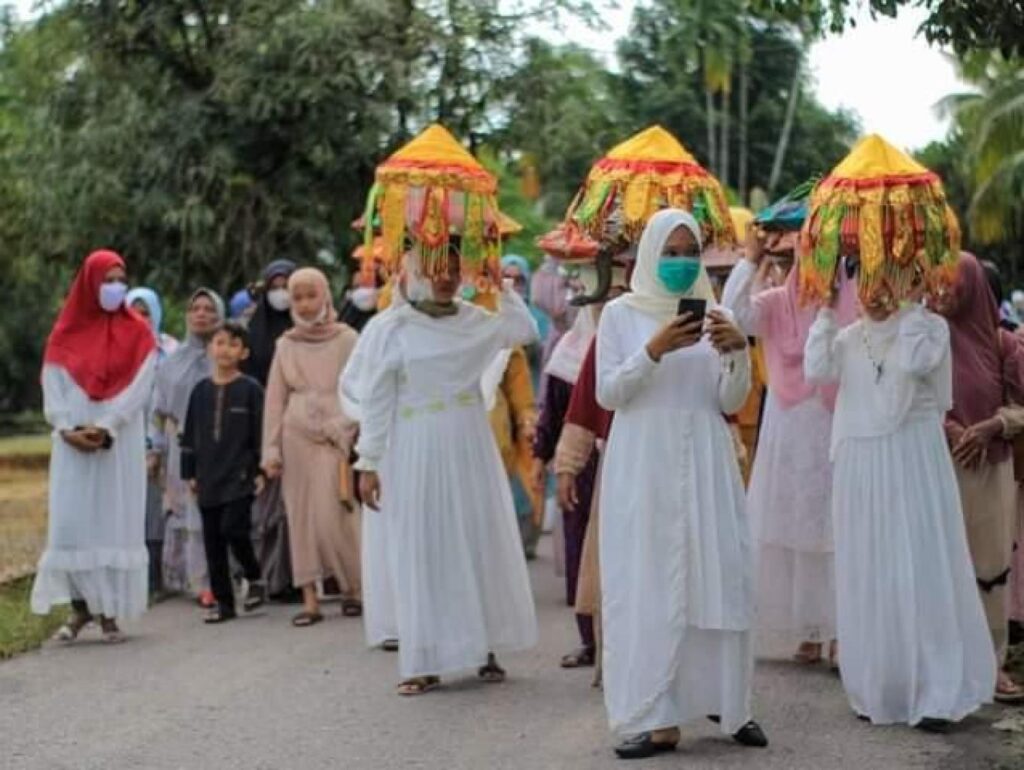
[181,321,266,623]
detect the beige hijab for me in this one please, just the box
[285,267,344,342]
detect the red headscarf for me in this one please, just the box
[43,250,156,401]
[946,252,1024,463]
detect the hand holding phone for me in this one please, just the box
[676,298,707,325]
[646,302,705,362]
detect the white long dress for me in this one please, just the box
[339,310,398,648]
[596,298,754,736]
[32,355,157,619]
[350,291,539,679]
[805,306,995,725]
[723,259,836,641]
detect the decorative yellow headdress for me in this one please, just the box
[547,125,735,254]
[799,134,961,304]
[359,124,510,284]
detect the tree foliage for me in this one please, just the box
[0,0,865,411]
[751,1,1024,58]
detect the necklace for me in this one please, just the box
[860,325,892,384]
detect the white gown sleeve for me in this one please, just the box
[496,288,540,348]
[94,353,158,438]
[718,349,752,415]
[896,305,950,376]
[352,324,400,473]
[596,306,658,410]
[721,259,761,337]
[804,309,842,384]
[42,364,75,434]
[339,312,388,423]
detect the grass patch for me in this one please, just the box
[0,433,50,459]
[0,575,64,659]
[0,465,49,583]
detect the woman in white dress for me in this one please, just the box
[722,229,858,665]
[804,285,996,730]
[339,303,400,652]
[32,250,157,643]
[348,247,539,695]
[597,209,767,760]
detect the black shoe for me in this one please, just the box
[732,721,769,748]
[613,733,678,760]
[916,718,951,734]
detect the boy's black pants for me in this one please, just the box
[200,496,261,611]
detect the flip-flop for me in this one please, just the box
[381,639,399,652]
[995,680,1024,704]
[341,600,363,618]
[397,676,440,696]
[291,611,324,628]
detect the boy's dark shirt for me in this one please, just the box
[180,374,264,508]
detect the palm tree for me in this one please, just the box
[939,53,1024,245]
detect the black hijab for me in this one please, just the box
[243,259,296,386]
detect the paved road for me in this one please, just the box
[1,539,1020,770]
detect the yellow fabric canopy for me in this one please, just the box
[359,124,506,283]
[605,125,698,164]
[560,124,735,252]
[799,133,960,305]
[829,134,930,180]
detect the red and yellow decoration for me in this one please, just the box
[359,124,508,283]
[799,133,961,305]
[543,125,735,255]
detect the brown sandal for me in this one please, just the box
[341,600,363,618]
[397,676,440,696]
[291,611,324,627]
[793,641,824,664]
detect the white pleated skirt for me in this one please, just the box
[832,417,995,725]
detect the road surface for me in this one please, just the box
[1,538,1020,769]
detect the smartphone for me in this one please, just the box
[676,298,707,325]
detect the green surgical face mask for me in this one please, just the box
[656,256,701,294]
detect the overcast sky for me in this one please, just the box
[9,0,965,151]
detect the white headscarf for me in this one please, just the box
[544,305,597,385]
[623,208,716,321]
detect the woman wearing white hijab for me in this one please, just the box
[596,209,766,759]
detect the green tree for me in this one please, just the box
[615,5,858,201]
[750,1,1024,58]
[496,38,623,217]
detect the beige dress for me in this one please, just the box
[263,328,362,596]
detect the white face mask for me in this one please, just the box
[267,288,290,312]
[99,281,128,313]
[350,287,379,312]
[294,303,328,328]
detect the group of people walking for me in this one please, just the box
[27,159,1024,762]
[33,254,366,635]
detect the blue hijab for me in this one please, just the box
[501,254,550,342]
[125,287,163,339]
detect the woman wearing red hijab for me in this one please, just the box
[31,250,157,643]
[933,252,1024,703]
